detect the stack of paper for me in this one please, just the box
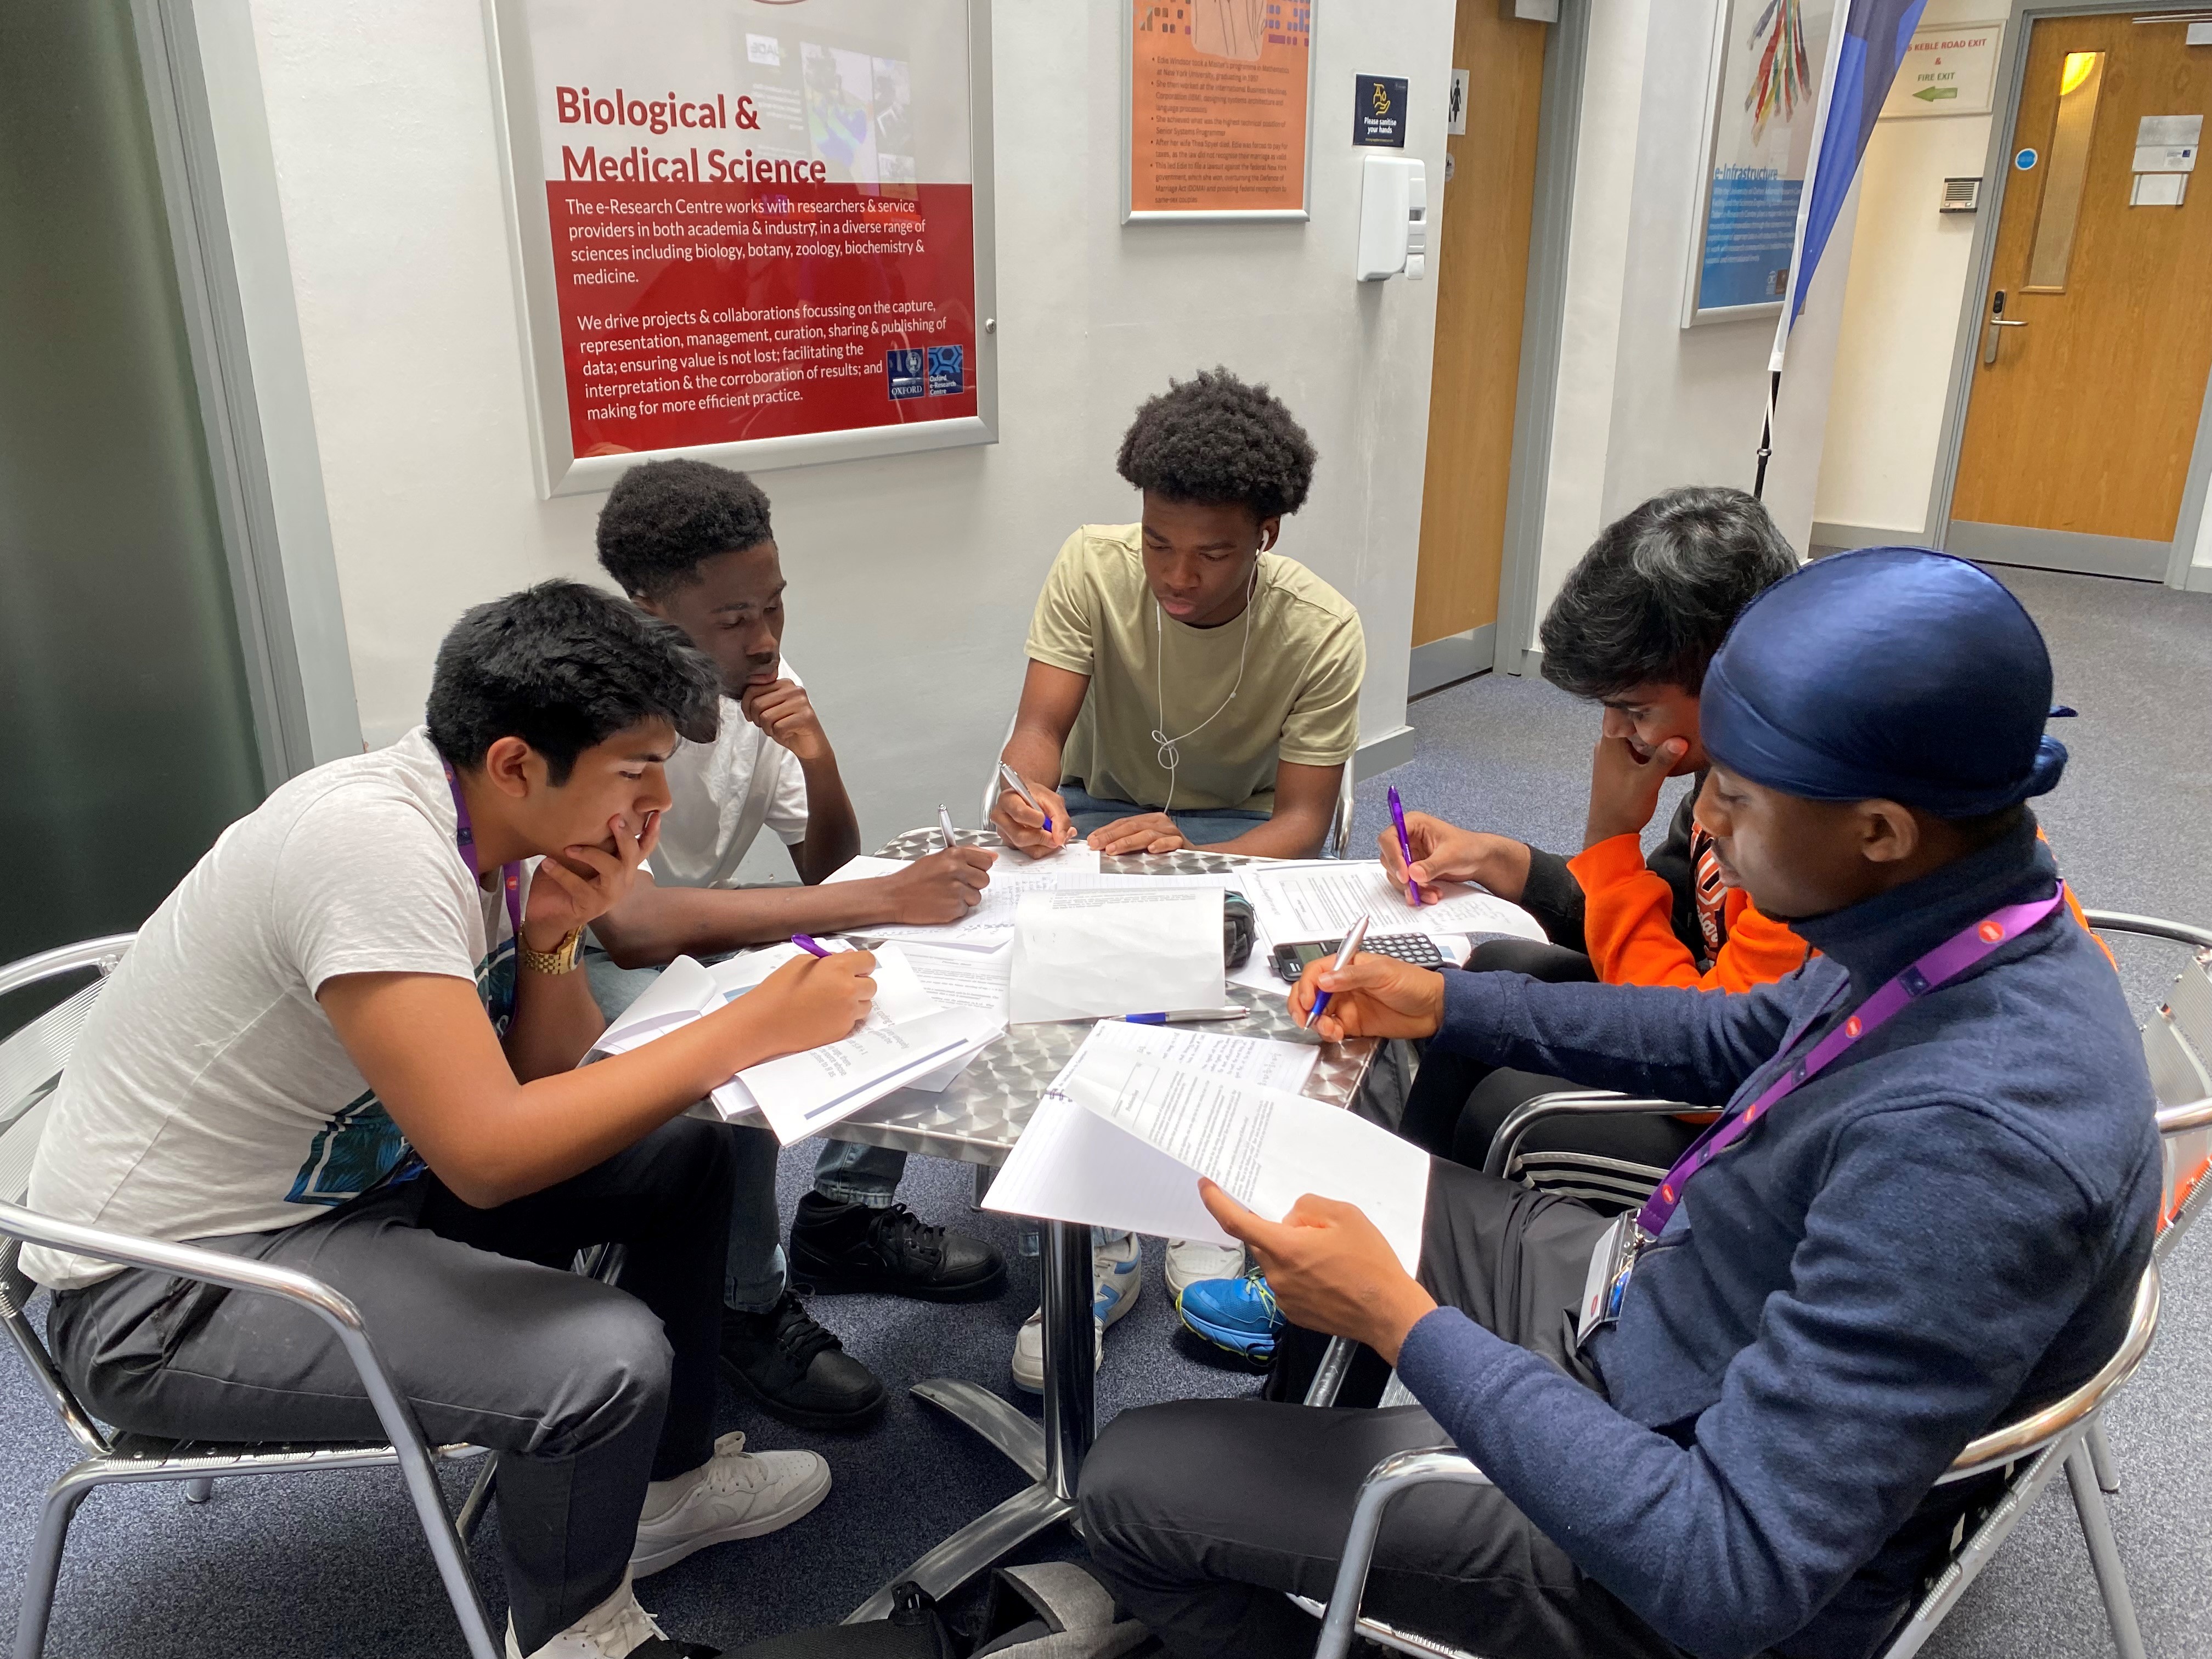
[1245,859,1547,947]
[821,847,1102,950]
[984,1020,1427,1269]
[588,944,1002,1144]
[1006,888,1224,1023]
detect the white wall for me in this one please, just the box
[222,0,1454,842]
[1813,0,2001,541]
[1526,0,1858,647]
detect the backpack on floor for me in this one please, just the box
[726,1566,1155,1659]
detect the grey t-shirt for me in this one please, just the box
[25,727,526,1288]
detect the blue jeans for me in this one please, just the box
[584,950,909,1314]
[1058,785,1270,851]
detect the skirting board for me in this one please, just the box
[1354,724,1416,781]
[2188,564,2212,594]
[1810,521,1927,553]
[1408,623,1496,699]
[1945,521,2170,583]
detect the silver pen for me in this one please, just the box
[1302,915,1371,1028]
[997,761,1054,834]
[938,803,958,851]
[1121,1007,1250,1025]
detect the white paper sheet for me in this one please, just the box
[589,955,721,1057]
[1246,860,1547,946]
[713,1006,1003,1143]
[1006,888,1224,1023]
[985,1025,1427,1267]
[897,942,1013,1021]
[822,848,1104,949]
[1078,1017,1319,1094]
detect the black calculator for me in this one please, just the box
[1272,932,1446,983]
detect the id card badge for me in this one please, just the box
[1574,1214,1640,1352]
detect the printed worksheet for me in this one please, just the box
[1246,860,1548,945]
[823,850,1102,947]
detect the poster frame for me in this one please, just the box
[1120,0,1318,224]
[1680,0,1832,328]
[481,0,999,499]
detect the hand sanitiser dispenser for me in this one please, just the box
[1356,154,1427,281]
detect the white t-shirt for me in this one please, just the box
[646,658,810,890]
[24,727,527,1289]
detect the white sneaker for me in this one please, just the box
[1165,1238,1245,1299]
[1011,1232,1142,1393]
[505,1571,675,1658]
[629,1429,831,1578]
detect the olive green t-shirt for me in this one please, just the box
[1024,523,1365,814]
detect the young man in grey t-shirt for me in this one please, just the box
[28,584,873,1659]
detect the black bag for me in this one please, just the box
[726,1583,959,1659]
[724,1566,1155,1659]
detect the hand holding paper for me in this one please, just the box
[1198,1181,1440,1367]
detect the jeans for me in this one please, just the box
[585,948,908,1313]
[1057,784,1270,851]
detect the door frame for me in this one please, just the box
[1923,0,2212,591]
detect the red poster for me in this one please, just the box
[498,0,988,485]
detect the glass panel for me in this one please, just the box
[2025,50,2106,291]
[0,2,264,996]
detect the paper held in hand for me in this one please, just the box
[586,944,1002,1146]
[1007,888,1224,1023]
[983,1021,1427,1271]
[1246,860,1548,946]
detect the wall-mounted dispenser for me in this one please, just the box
[1356,154,1427,281]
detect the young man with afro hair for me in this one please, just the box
[986,367,1365,1389]
[587,458,1008,1436]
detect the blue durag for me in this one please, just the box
[1700,548,2068,817]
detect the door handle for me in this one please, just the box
[1983,319,2028,366]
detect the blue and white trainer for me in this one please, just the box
[1011,1231,1142,1392]
[1176,1267,1284,1362]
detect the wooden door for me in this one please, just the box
[1409,2,1548,654]
[1950,14,2212,578]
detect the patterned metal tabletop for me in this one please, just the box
[817,827,1379,1167]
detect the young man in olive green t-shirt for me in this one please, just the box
[990,366,1365,862]
[987,366,1367,1392]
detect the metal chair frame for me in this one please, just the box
[978,711,1358,858]
[1299,906,2212,1659]
[0,936,503,1659]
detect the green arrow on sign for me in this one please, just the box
[1914,85,1959,102]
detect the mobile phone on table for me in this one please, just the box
[1272,932,1445,983]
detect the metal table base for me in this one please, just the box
[827,831,1378,1622]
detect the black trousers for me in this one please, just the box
[1080,1160,1689,1659]
[48,1115,735,1651]
[1400,940,1701,1206]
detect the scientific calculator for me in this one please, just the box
[1272,932,1446,983]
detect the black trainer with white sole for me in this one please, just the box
[787,1194,1007,1302]
[718,1294,887,1430]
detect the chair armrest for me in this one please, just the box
[2157,1096,2212,1138]
[1483,1091,1699,1179]
[0,935,136,1001]
[2081,911,2212,952]
[1942,1263,2160,1482]
[1313,1446,1488,1659]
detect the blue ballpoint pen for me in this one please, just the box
[1122,1007,1250,1025]
[1302,916,1370,1029]
[1388,785,1423,908]
[998,761,1053,834]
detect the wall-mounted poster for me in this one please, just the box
[486,0,996,498]
[1124,0,1316,222]
[1880,19,2004,120]
[1683,0,1839,325]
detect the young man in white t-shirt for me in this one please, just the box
[27,583,876,1659]
[588,459,1008,1431]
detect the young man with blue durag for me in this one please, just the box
[1078,549,2160,1659]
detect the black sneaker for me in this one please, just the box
[787,1194,1008,1303]
[718,1293,887,1431]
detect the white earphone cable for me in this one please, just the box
[1152,558,1260,816]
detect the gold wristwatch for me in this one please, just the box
[520,927,585,976]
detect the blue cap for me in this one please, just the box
[1700,548,2067,817]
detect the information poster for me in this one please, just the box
[1125,0,1315,221]
[1880,20,2003,120]
[1684,0,1838,323]
[489,0,994,496]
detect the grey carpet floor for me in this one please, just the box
[0,563,2204,1656]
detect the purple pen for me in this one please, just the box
[1387,785,1423,907]
[789,935,832,958]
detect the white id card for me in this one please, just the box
[1574,1214,1640,1351]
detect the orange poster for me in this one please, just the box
[1127,1,1313,217]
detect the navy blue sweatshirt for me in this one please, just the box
[1394,819,2159,1659]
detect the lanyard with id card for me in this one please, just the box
[1571,884,2069,1351]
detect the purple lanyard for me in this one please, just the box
[1634,884,2069,1239]
[441,761,524,1017]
